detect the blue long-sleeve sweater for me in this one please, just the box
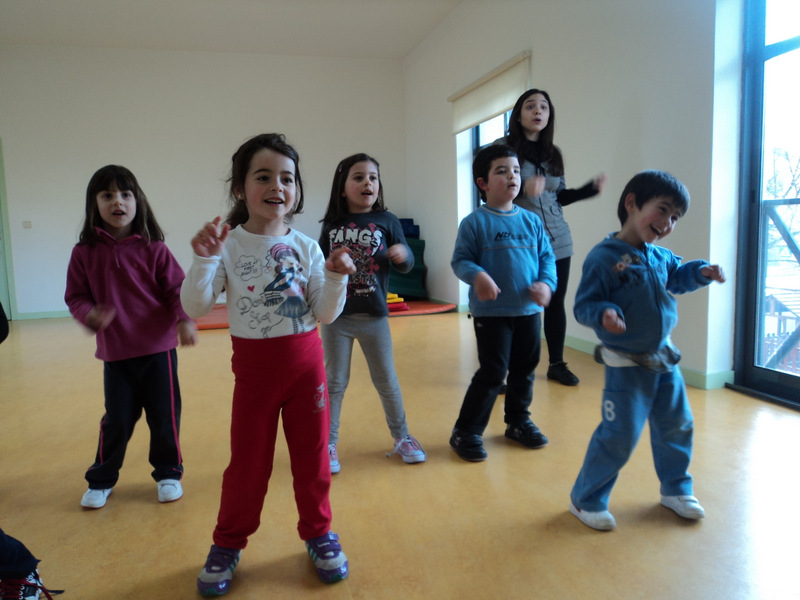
[573,233,712,355]
[451,204,557,317]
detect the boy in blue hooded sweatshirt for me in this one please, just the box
[569,170,725,531]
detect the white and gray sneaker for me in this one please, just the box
[157,479,183,503]
[80,487,112,509]
[661,495,705,519]
[569,501,616,531]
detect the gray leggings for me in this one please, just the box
[320,314,408,445]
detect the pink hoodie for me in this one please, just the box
[65,227,191,361]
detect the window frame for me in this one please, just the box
[470,110,512,209]
[732,0,800,407]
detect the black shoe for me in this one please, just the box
[449,429,488,461]
[505,421,548,449]
[0,570,64,599]
[547,361,579,386]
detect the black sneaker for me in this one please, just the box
[449,429,488,462]
[0,570,63,599]
[505,421,548,449]
[547,361,579,386]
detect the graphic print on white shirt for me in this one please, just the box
[233,243,310,336]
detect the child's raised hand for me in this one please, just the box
[191,216,230,258]
[386,243,409,265]
[701,264,726,283]
[473,271,500,301]
[602,308,626,334]
[524,175,546,198]
[528,282,552,307]
[85,304,116,332]
[178,319,198,347]
[592,173,608,193]
[326,247,356,275]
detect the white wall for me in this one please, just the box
[0,45,407,315]
[403,0,738,383]
[0,0,741,384]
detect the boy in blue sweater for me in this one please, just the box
[450,144,557,461]
[569,170,725,530]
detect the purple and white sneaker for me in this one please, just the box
[197,544,241,596]
[305,531,348,583]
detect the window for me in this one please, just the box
[470,111,511,208]
[734,0,800,406]
[475,112,508,148]
[449,52,529,226]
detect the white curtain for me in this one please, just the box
[448,51,531,134]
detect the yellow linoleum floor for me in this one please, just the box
[2,313,799,599]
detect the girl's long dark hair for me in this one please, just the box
[320,153,387,223]
[506,89,564,176]
[225,133,304,228]
[79,165,164,245]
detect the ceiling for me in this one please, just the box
[0,0,462,60]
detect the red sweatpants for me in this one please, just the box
[212,330,333,549]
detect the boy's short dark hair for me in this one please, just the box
[617,170,690,226]
[473,144,518,201]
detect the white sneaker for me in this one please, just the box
[569,501,616,531]
[157,479,183,503]
[81,487,112,509]
[329,444,341,474]
[661,495,705,519]
[387,434,427,464]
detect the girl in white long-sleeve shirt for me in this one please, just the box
[181,133,355,596]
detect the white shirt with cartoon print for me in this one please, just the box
[181,225,348,339]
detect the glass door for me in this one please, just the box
[735,0,800,405]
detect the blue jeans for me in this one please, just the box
[570,365,694,512]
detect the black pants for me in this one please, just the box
[1,315,35,578]
[85,349,183,489]
[543,257,571,364]
[455,313,541,435]
[0,301,9,345]
[0,527,38,578]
